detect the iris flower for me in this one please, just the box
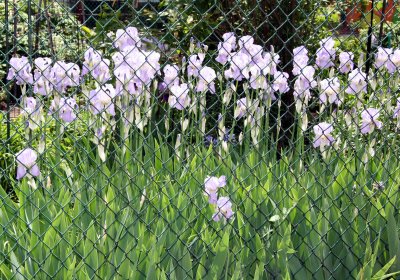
[89,84,116,116]
[163,64,180,88]
[204,176,226,204]
[196,66,217,93]
[313,122,334,150]
[272,71,289,94]
[338,52,354,74]
[24,97,41,130]
[386,49,400,74]
[82,48,111,84]
[52,61,80,93]
[113,27,141,51]
[234,98,248,119]
[360,108,382,134]
[212,197,234,222]
[374,47,392,70]
[168,83,191,110]
[293,66,317,100]
[216,32,236,64]
[16,148,40,180]
[345,69,367,95]
[224,52,251,81]
[59,98,78,123]
[315,37,336,69]
[113,47,160,91]
[292,46,309,76]
[7,56,33,85]
[320,77,341,105]
[33,57,53,96]
[187,53,205,78]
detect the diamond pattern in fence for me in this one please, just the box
[1,0,400,279]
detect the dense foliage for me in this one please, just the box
[2,22,400,278]
[3,0,400,278]
[0,1,85,84]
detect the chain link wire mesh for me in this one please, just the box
[1,0,400,279]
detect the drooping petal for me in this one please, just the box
[16,166,27,180]
[360,122,371,134]
[212,213,221,222]
[313,138,321,148]
[29,164,40,177]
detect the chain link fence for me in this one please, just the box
[1,0,400,279]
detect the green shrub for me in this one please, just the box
[0,1,86,82]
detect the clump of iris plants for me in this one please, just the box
[5,28,400,279]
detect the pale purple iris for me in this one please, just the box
[82,48,102,76]
[338,52,354,74]
[187,53,205,78]
[89,84,116,116]
[292,46,309,76]
[249,65,267,90]
[374,47,392,70]
[360,108,383,134]
[313,122,334,149]
[234,98,248,119]
[82,48,111,84]
[96,126,106,139]
[240,42,263,65]
[196,66,217,93]
[114,63,137,96]
[345,69,367,95]
[260,51,280,76]
[135,50,161,86]
[59,97,77,123]
[216,32,237,64]
[33,57,53,96]
[113,47,160,94]
[222,32,237,50]
[113,27,141,51]
[272,71,289,94]
[249,51,278,87]
[7,56,33,85]
[24,97,41,130]
[386,49,400,74]
[293,66,317,100]
[212,196,234,222]
[315,37,336,69]
[93,59,111,84]
[224,37,280,81]
[168,83,191,110]
[238,35,254,51]
[24,97,37,112]
[16,148,40,180]
[320,77,341,105]
[112,51,124,68]
[204,175,226,204]
[163,64,180,88]
[224,52,251,81]
[52,61,80,93]
[34,57,52,73]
